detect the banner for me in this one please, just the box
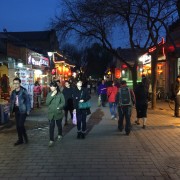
[19,69,34,108]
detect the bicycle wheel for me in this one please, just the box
[168,100,174,110]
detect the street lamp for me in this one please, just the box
[47,52,53,57]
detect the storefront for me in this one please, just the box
[139,53,166,92]
[27,50,50,106]
[0,65,10,100]
[53,61,74,82]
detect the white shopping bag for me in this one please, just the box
[72,111,77,125]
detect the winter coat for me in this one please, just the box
[134,83,148,105]
[33,85,42,95]
[46,92,65,120]
[98,84,107,95]
[62,87,74,110]
[107,86,118,103]
[116,85,136,107]
[72,87,91,112]
[10,86,31,114]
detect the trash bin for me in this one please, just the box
[0,101,10,125]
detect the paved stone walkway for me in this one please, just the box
[0,95,180,180]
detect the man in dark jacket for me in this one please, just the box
[10,78,31,146]
[116,80,135,135]
[62,81,74,125]
[173,75,180,117]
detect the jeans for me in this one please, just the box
[64,109,73,123]
[76,110,87,133]
[15,110,27,142]
[49,119,62,141]
[109,102,117,117]
[118,106,132,133]
[101,94,107,107]
[37,95,41,107]
[175,95,180,117]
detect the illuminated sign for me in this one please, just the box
[139,54,151,65]
[27,50,49,66]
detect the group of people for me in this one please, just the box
[97,79,149,135]
[10,78,91,147]
[9,75,180,146]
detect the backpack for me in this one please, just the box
[119,86,132,106]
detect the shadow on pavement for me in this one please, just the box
[86,108,104,135]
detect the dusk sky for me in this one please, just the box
[0,0,59,32]
[0,0,127,48]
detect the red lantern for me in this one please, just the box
[115,68,121,79]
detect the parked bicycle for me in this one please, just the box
[148,88,165,104]
[165,94,175,110]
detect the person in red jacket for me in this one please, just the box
[107,81,118,120]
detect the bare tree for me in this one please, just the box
[52,0,178,109]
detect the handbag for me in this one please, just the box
[78,91,91,109]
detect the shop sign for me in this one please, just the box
[19,69,34,108]
[139,54,151,65]
[28,54,49,66]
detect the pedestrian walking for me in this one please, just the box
[98,80,107,107]
[56,80,64,92]
[62,80,74,126]
[72,80,91,139]
[172,75,180,117]
[134,82,148,129]
[116,80,135,135]
[107,81,118,120]
[33,81,42,108]
[46,81,65,147]
[10,77,31,146]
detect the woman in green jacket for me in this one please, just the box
[46,81,65,147]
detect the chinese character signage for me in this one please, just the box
[19,69,34,108]
[27,50,49,67]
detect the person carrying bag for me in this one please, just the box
[72,80,91,139]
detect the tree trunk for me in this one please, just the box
[151,52,158,110]
[131,65,138,90]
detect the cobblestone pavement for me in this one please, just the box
[0,95,180,180]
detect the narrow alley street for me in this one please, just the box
[0,95,180,180]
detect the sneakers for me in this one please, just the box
[111,115,115,119]
[135,121,140,125]
[77,132,81,139]
[24,135,28,144]
[114,117,117,121]
[81,133,85,139]
[57,135,63,141]
[14,140,23,146]
[77,132,86,139]
[48,141,54,147]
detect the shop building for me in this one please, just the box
[111,48,142,88]
[49,52,75,83]
[165,18,180,94]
